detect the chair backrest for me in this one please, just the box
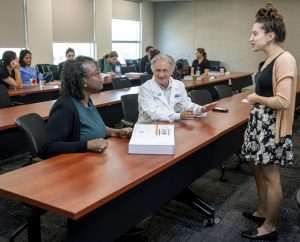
[15,113,46,158]
[214,85,233,99]
[209,60,221,71]
[188,89,213,105]
[0,84,12,109]
[36,64,54,82]
[121,65,137,74]
[125,59,133,66]
[112,77,132,90]
[121,94,139,124]
[140,74,152,85]
[231,75,253,92]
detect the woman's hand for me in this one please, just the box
[11,59,20,70]
[118,127,132,138]
[201,102,218,112]
[247,93,258,105]
[87,138,108,153]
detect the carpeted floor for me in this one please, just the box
[1,119,300,242]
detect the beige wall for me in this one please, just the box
[27,0,53,65]
[154,0,300,73]
[141,1,154,55]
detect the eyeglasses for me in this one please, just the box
[87,68,101,77]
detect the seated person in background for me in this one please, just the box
[41,56,132,159]
[19,49,37,85]
[97,51,121,77]
[57,47,75,79]
[191,48,210,77]
[145,49,160,75]
[138,54,217,123]
[0,51,22,89]
[140,45,154,73]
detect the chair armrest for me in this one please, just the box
[121,119,135,128]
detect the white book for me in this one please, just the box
[124,72,145,78]
[128,124,175,155]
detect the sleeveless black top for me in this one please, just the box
[255,52,284,97]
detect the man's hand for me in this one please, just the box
[180,109,195,120]
[201,102,218,112]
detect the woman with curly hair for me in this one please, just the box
[0,51,22,89]
[241,3,297,240]
[41,56,132,159]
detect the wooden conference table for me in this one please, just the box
[0,91,253,242]
[0,72,252,158]
[8,72,252,104]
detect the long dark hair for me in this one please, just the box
[255,2,285,43]
[19,49,32,67]
[61,55,95,100]
[0,51,17,67]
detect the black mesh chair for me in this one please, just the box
[214,85,233,99]
[36,64,54,83]
[15,113,45,163]
[0,84,23,108]
[125,59,133,66]
[121,65,137,74]
[231,75,253,93]
[140,74,152,85]
[112,77,132,90]
[297,190,300,209]
[11,113,46,241]
[121,94,139,128]
[188,90,213,105]
[0,84,13,108]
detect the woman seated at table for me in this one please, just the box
[191,48,210,77]
[145,49,160,75]
[41,56,132,159]
[97,51,121,77]
[0,51,22,89]
[19,49,37,85]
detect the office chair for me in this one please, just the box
[112,77,132,90]
[0,84,24,109]
[209,60,221,71]
[214,85,234,99]
[120,94,139,128]
[0,84,13,108]
[188,90,213,105]
[121,65,137,74]
[297,190,300,209]
[11,113,46,241]
[140,74,152,85]
[125,59,133,66]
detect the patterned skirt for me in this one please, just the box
[241,103,293,166]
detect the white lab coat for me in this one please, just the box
[138,77,205,123]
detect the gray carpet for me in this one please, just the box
[1,119,300,242]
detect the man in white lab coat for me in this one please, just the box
[138,54,217,123]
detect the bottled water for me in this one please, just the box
[196,67,201,76]
[38,73,43,82]
[115,65,121,77]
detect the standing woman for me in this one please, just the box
[241,3,297,240]
[190,48,210,77]
[19,49,37,85]
[0,51,22,89]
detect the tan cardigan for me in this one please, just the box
[254,51,297,143]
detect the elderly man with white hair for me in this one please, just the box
[138,54,217,123]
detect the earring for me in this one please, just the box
[83,79,88,87]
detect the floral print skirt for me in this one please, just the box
[241,103,293,166]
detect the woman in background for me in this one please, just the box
[57,47,75,79]
[97,51,121,77]
[19,49,37,85]
[241,3,297,240]
[0,51,22,89]
[191,48,210,77]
